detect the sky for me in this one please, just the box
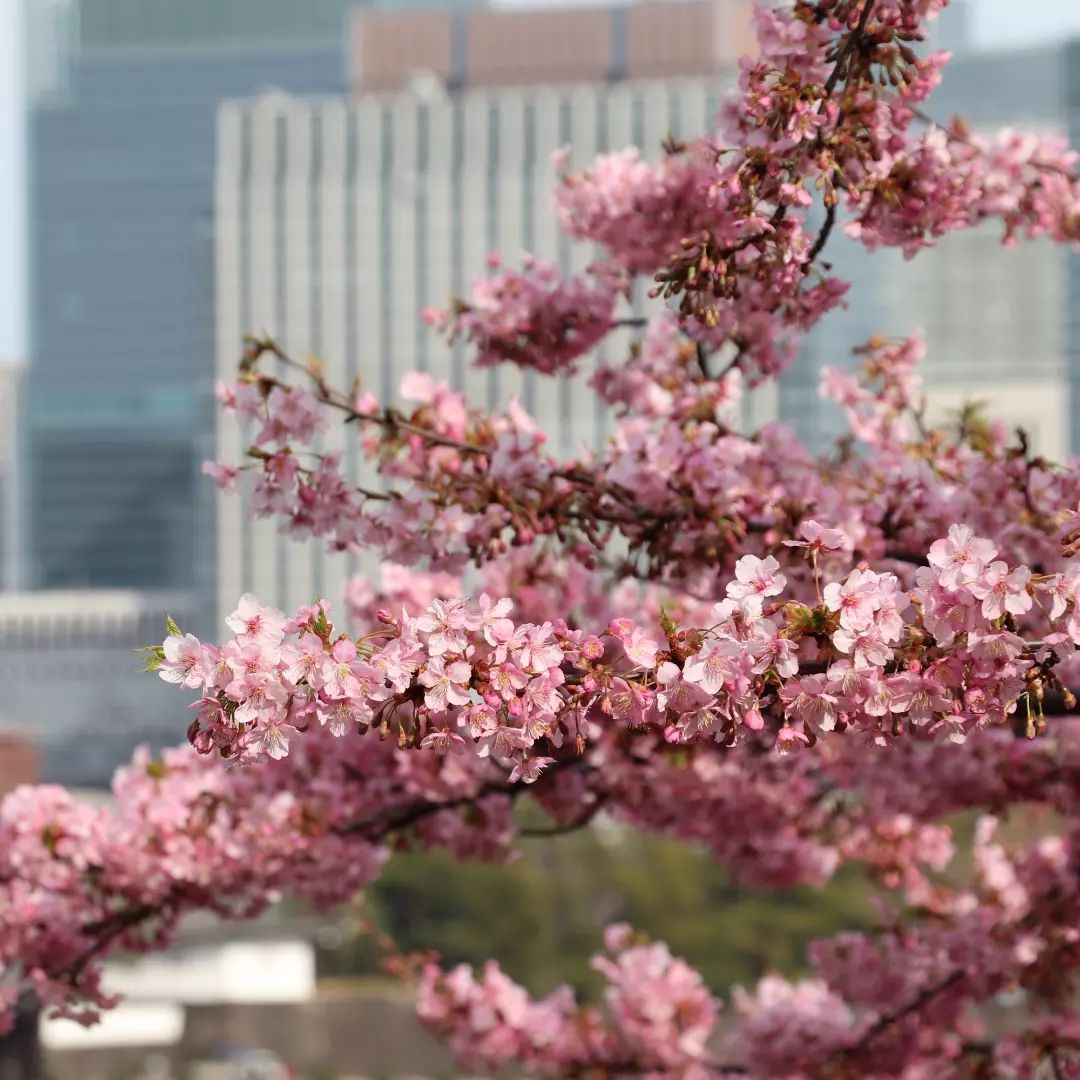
[2,0,1080,362]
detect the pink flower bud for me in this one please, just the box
[582,636,605,660]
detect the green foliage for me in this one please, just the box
[135,644,165,672]
[318,823,874,999]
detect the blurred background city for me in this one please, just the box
[0,0,1078,1075]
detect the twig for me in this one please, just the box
[840,969,964,1060]
[696,342,710,378]
[335,757,593,838]
[520,797,607,838]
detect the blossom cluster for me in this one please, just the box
[419,816,1080,1077]
[213,322,1080,602]
[423,255,618,375]
[418,924,720,1076]
[161,521,1080,780]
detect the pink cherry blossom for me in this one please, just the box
[927,524,999,589]
[727,555,787,610]
[783,518,849,554]
[779,675,839,734]
[419,656,474,711]
[413,598,478,656]
[158,634,214,689]
[224,594,287,648]
[823,568,880,631]
[969,561,1034,620]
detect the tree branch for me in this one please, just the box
[841,969,964,1060]
[335,757,594,839]
[806,200,838,266]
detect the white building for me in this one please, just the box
[213,77,756,618]
[40,910,315,1071]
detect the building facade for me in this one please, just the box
[786,42,1069,457]
[0,589,195,784]
[212,0,766,618]
[0,362,25,591]
[24,0,482,614]
[348,0,755,92]
[213,76,744,617]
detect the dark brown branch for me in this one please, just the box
[519,797,607,838]
[1051,1049,1066,1080]
[806,200,838,266]
[882,547,930,567]
[71,902,160,982]
[567,1057,746,1078]
[335,778,519,838]
[335,757,594,839]
[249,338,490,456]
[696,341,710,378]
[841,969,964,1060]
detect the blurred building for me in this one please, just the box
[213,0,1032,616]
[786,41,1071,458]
[214,0,762,617]
[349,0,755,91]
[0,362,24,591]
[38,906,450,1080]
[24,0,482,630]
[0,589,193,784]
[23,1,489,783]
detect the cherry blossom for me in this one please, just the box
[224,594,287,648]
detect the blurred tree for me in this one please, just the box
[317,821,874,999]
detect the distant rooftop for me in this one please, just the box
[349,0,756,92]
[75,0,486,49]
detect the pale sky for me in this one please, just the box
[2,0,1080,361]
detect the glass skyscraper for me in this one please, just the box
[25,0,476,612]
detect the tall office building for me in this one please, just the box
[214,79,737,616]
[25,0,481,608]
[0,363,25,591]
[0,588,196,784]
[211,0,762,618]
